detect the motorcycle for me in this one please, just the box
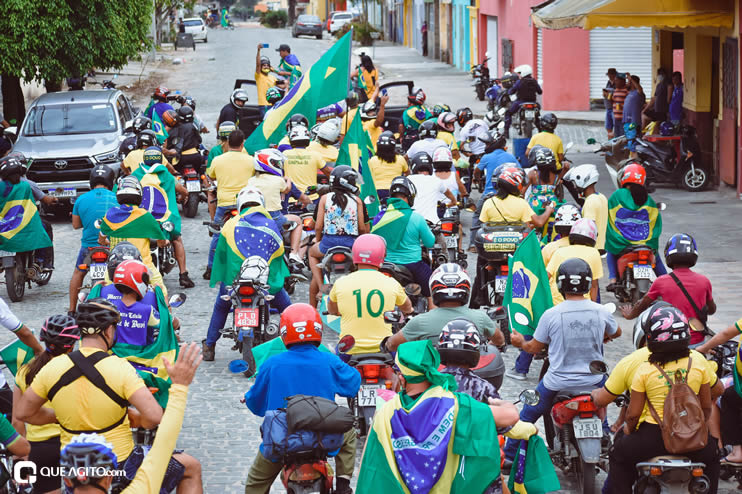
[77,246,110,289]
[633,124,707,191]
[319,246,355,294]
[379,262,428,315]
[150,221,177,276]
[180,166,204,218]
[471,55,492,101]
[280,451,335,494]
[346,349,394,436]
[0,243,53,302]
[438,205,467,268]
[511,99,541,138]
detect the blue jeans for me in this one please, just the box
[613,117,624,137]
[208,206,233,269]
[205,283,291,346]
[514,335,534,374]
[606,251,667,280]
[605,107,614,131]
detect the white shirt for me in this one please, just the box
[459,119,489,155]
[408,174,448,225]
[436,172,459,201]
[406,138,448,160]
[0,298,23,388]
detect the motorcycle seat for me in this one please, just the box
[646,455,691,463]
[553,389,595,404]
[348,353,394,366]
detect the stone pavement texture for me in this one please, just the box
[1,26,740,493]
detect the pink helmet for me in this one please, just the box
[352,234,386,268]
[569,218,598,245]
[437,112,456,132]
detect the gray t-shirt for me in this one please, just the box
[402,306,495,344]
[533,299,618,391]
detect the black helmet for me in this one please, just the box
[345,91,359,109]
[377,132,396,154]
[418,120,438,139]
[75,298,120,337]
[40,314,80,356]
[645,304,690,354]
[329,165,360,195]
[664,233,698,268]
[556,258,592,295]
[136,130,157,149]
[177,105,194,123]
[116,176,143,206]
[180,95,196,111]
[437,318,482,368]
[635,301,673,349]
[89,165,115,190]
[539,113,558,132]
[107,241,142,279]
[0,156,25,184]
[531,146,557,172]
[410,152,433,174]
[479,130,506,154]
[131,115,152,134]
[389,176,417,206]
[286,114,309,132]
[456,107,473,127]
[429,263,471,306]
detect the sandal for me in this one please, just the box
[720,456,742,466]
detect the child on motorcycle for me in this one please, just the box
[525,147,565,242]
[563,163,608,252]
[546,218,603,304]
[111,260,160,347]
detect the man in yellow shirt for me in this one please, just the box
[283,125,331,201]
[563,164,608,252]
[328,234,412,354]
[255,44,286,117]
[368,132,408,201]
[307,119,340,164]
[478,168,553,226]
[205,129,255,277]
[546,218,603,304]
[526,113,565,170]
[360,93,389,150]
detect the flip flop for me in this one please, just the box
[720,457,742,467]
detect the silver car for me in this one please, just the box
[13,90,137,202]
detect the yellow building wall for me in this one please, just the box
[440,3,449,61]
[468,5,478,67]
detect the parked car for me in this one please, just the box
[292,14,323,39]
[183,17,208,42]
[329,11,353,34]
[12,90,135,209]
[326,11,339,32]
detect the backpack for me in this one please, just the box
[260,409,344,462]
[645,357,708,454]
[285,394,354,434]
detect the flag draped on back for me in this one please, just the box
[605,187,662,255]
[0,181,52,252]
[245,32,352,153]
[99,205,165,241]
[152,110,168,145]
[336,111,380,217]
[278,54,303,88]
[503,231,553,337]
[371,197,412,250]
[131,164,181,238]
[210,206,289,294]
[507,436,561,494]
[0,339,34,377]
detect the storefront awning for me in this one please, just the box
[531,0,734,30]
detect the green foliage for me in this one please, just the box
[335,21,380,46]
[259,10,288,28]
[0,0,153,84]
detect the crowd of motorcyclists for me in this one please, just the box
[0,36,739,494]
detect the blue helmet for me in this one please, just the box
[142,146,163,167]
[664,233,698,268]
[659,121,675,136]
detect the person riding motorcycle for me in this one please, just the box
[283,125,331,201]
[479,167,553,227]
[162,106,203,177]
[526,113,566,169]
[216,88,248,130]
[399,87,430,134]
[276,113,310,152]
[407,151,457,225]
[504,65,542,138]
[119,115,153,158]
[367,132,408,202]
[546,217,603,304]
[144,86,174,121]
[307,119,341,164]
[525,146,565,241]
[122,128,158,175]
[110,260,159,346]
[435,111,461,159]
[328,234,412,354]
[541,203,581,266]
[563,163,608,252]
[243,303,360,494]
[405,120,447,161]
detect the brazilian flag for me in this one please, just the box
[131,164,181,239]
[337,110,379,217]
[503,231,553,336]
[0,339,34,377]
[152,110,168,145]
[211,205,289,295]
[278,54,303,88]
[371,198,413,251]
[605,187,662,255]
[89,284,177,408]
[245,31,351,153]
[0,181,52,252]
[100,204,165,241]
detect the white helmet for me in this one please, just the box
[515,64,533,77]
[288,125,311,146]
[432,147,453,165]
[569,218,598,244]
[236,185,265,211]
[564,164,600,190]
[316,119,340,144]
[360,101,377,120]
[554,204,582,228]
[254,148,285,176]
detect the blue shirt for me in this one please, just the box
[623,90,644,126]
[244,344,360,417]
[72,188,118,248]
[384,211,436,265]
[669,85,683,122]
[144,101,174,121]
[100,284,158,309]
[477,149,519,195]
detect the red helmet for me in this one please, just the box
[113,259,150,301]
[280,303,323,347]
[408,87,426,105]
[351,234,386,268]
[153,86,170,101]
[162,109,178,128]
[619,162,647,187]
[497,166,525,194]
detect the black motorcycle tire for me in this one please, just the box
[636,278,651,301]
[5,255,25,302]
[521,119,533,137]
[476,84,485,101]
[680,160,708,191]
[183,192,199,218]
[35,249,53,287]
[573,456,597,494]
[241,336,256,377]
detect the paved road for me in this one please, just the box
[2,25,740,493]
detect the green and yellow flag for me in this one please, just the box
[605,187,662,255]
[245,31,352,153]
[0,339,34,377]
[504,231,553,337]
[151,110,168,145]
[336,111,379,217]
[131,164,181,238]
[0,181,52,252]
[370,197,412,251]
[100,204,165,241]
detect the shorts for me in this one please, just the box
[401,260,432,297]
[75,247,90,272]
[29,436,62,493]
[269,210,287,231]
[318,235,356,255]
[112,445,185,494]
[643,108,667,122]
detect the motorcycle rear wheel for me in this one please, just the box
[573,456,596,494]
[476,85,485,101]
[5,256,25,302]
[183,192,199,218]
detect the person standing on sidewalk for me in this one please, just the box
[603,68,617,138]
[612,73,629,137]
[669,71,684,125]
[421,21,428,57]
[642,67,671,128]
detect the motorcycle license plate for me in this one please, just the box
[235,308,259,328]
[573,417,602,439]
[186,180,201,193]
[633,264,656,281]
[0,250,14,258]
[495,276,508,293]
[89,263,107,280]
[48,187,75,198]
[445,235,458,249]
[358,384,382,407]
[524,110,535,119]
[482,231,522,252]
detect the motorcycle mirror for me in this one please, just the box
[602,302,616,314]
[337,334,355,353]
[228,359,250,374]
[518,389,540,406]
[497,107,506,116]
[363,195,376,205]
[514,312,530,326]
[78,291,89,303]
[586,138,596,144]
[162,221,174,233]
[168,293,187,308]
[565,142,574,151]
[405,283,422,297]
[657,202,667,211]
[589,360,608,375]
[383,310,402,324]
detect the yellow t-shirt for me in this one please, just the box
[123,149,144,174]
[329,269,407,354]
[207,151,255,207]
[16,365,60,442]
[255,72,278,106]
[631,356,711,426]
[30,347,145,460]
[363,120,382,150]
[361,68,377,100]
[527,132,565,169]
[437,131,460,151]
[307,141,339,164]
[283,148,326,199]
[368,155,408,190]
[479,195,534,223]
[582,193,609,251]
[248,174,285,212]
[341,108,359,135]
[541,237,570,267]
[546,244,603,304]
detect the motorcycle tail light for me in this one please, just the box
[638,250,651,262]
[500,265,509,275]
[441,222,454,233]
[650,467,662,476]
[565,401,579,410]
[303,218,313,230]
[692,468,704,477]
[240,298,253,304]
[385,380,393,389]
[360,364,380,379]
[91,251,108,263]
[332,253,347,263]
[239,285,255,295]
[78,264,88,270]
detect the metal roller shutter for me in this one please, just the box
[589,27,652,100]
[537,28,543,82]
